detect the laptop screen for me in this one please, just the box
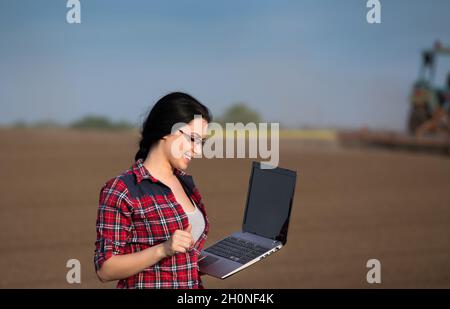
[242,162,297,244]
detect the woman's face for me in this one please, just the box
[163,117,209,171]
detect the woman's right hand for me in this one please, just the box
[97,226,193,282]
[162,224,194,257]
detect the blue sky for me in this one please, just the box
[1,0,450,130]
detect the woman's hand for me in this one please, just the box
[97,242,170,282]
[162,224,194,257]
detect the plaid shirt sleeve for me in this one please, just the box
[94,177,133,272]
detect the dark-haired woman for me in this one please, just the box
[94,92,212,289]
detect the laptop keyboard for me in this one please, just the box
[204,236,270,264]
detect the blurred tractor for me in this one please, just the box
[408,41,450,134]
[338,42,450,154]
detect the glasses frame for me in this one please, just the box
[179,129,207,147]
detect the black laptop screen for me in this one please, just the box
[242,163,296,244]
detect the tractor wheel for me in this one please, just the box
[408,106,429,134]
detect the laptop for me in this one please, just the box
[198,161,297,279]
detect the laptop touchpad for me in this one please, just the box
[199,255,219,267]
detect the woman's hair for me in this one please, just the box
[135,92,213,161]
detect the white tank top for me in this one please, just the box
[185,199,205,243]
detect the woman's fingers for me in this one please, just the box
[174,232,193,241]
[172,241,190,251]
[173,231,194,244]
[172,236,192,249]
[173,246,187,253]
[175,230,193,239]
[168,228,195,255]
[173,236,193,248]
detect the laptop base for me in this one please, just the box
[199,231,282,279]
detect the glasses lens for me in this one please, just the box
[180,130,206,146]
[192,137,203,146]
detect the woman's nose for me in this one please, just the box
[192,142,202,155]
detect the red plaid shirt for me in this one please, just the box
[94,159,209,289]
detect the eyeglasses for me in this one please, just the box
[179,130,208,146]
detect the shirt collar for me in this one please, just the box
[132,158,192,184]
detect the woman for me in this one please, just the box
[94,92,212,289]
